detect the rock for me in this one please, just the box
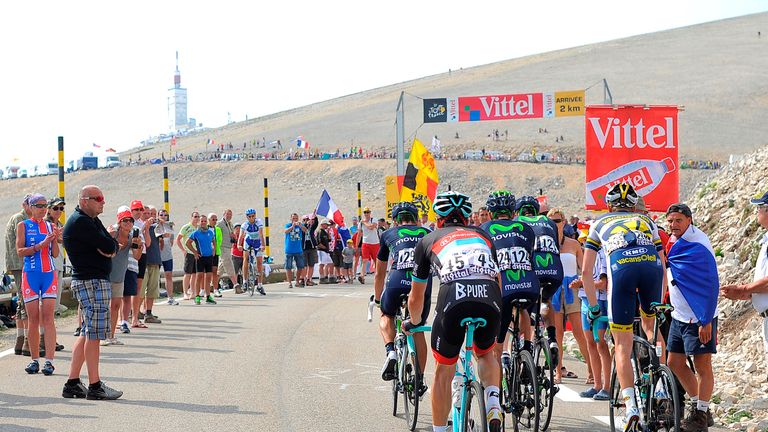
[753,397,768,409]
[745,361,758,373]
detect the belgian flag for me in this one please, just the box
[400,139,439,220]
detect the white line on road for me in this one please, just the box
[0,348,14,359]
[594,415,621,431]
[556,384,598,403]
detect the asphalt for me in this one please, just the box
[0,280,728,432]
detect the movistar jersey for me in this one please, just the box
[480,219,539,298]
[377,225,430,272]
[412,225,499,285]
[515,215,563,286]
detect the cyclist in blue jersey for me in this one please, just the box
[480,191,540,361]
[238,208,266,295]
[582,183,667,431]
[514,195,564,364]
[374,202,432,387]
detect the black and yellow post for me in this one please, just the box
[357,182,362,220]
[263,178,270,257]
[163,166,170,216]
[57,136,66,223]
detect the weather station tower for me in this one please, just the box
[167,51,188,132]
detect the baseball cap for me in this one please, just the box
[346,239,353,244]
[363,207,371,213]
[320,219,329,225]
[130,200,144,210]
[751,191,768,206]
[666,203,692,218]
[117,210,134,222]
[48,197,66,207]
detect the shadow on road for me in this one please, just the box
[0,393,98,420]
[121,344,234,354]
[0,425,46,432]
[100,375,177,385]
[114,399,264,416]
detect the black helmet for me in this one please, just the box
[486,190,516,216]
[391,202,419,221]
[605,183,639,209]
[515,195,540,215]
[433,191,472,219]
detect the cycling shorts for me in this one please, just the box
[497,292,539,343]
[607,245,663,329]
[21,271,58,303]
[533,252,563,301]
[431,279,502,365]
[380,269,432,325]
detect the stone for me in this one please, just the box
[745,361,758,373]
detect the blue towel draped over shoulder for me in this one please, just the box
[667,226,719,325]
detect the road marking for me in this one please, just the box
[0,348,15,359]
[556,384,597,402]
[594,415,621,431]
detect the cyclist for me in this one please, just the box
[238,208,266,295]
[374,202,431,389]
[582,183,666,431]
[514,195,564,364]
[404,191,504,432]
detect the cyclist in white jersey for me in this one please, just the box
[238,208,265,294]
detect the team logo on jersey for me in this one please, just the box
[621,247,646,257]
[488,223,524,235]
[456,282,466,300]
[455,282,488,300]
[505,269,524,281]
[398,227,428,238]
[535,253,554,267]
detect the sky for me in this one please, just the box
[1,0,766,171]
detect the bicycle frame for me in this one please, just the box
[451,317,487,431]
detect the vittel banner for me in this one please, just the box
[458,93,544,121]
[585,105,679,211]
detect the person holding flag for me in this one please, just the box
[400,139,439,222]
[665,203,717,431]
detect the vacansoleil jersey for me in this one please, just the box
[584,212,662,255]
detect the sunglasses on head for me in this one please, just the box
[82,196,104,203]
[50,206,64,211]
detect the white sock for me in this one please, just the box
[697,399,710,412]
[45,358,53,363]
[621,388,637,411]
[691,395,699,403]
[432,426,448,432]
[485,385,501,410]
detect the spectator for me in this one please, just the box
[301,214,319,286]
[130,201,151,318]
[62,185,122,400]
[478,206,491,225]
[329,220,343,283]
[140,206,162,323]
[176,212,200,300]
[186,214,217,305]
[45,198,67,316]
[231,224,244,289]
[283,213,307,288]
[209,213,223,297]
[317,220,332,284]
[342,239,355,283]
[105,209,141,346]
[155,209,178,304]
[216,209,240,293]
[6,194,31,356]
[359,207,380,283]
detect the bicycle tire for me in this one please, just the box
[608,354,643,431]
[533,338,555,431]
[403,348,420,431]
[646,365,680,432]
[512,350,539,432]
[392,346,401,417]
[248,255,256,296]
[463,380,488,432]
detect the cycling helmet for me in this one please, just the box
[605,182,639,209]
[245,208,256,216]
[391,202,419,221]
[433,191,472,218]
[515,195,540,215]
[486,190,516,216]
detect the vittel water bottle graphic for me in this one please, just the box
[585,157,676,207]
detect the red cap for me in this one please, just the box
[130,200,144,210]
[117,210,134,222]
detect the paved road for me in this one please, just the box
[0,281,724,431]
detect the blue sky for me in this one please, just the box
[1,0,765,170]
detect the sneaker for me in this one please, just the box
[206,295,217,304]
[548,342,560,368]
[381,351,397,381]
[234,284,244,294]
[624,407,640,432]
[120,322,131,334]
[487,407,503,432]
[74,327,81,337]
[100,339,111,347]
[42,361,55,376]
[138,312,145,320]
[25,359,40,374]
[258,285,266,296]
[593,389,611,401]
[681,408,708,432]
[288,282,294,289]
[145,315,162,324]
[14,335,24,355]
[214,289,223,298]
[579,387,599,398]
[55,342,64,351]
[194,295,201,305]
[86,381,123,400]
[166,298,179,305]
[62,379,88,398]
[418,383,429,398]
[21,338,30,356]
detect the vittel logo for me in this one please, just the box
[589,117,675,149]
[479,95,534,117]
[622,247,646,257]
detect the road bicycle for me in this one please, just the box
[529,302,557,430]
[501,298,539,432]
[244,248,265,296]
[449,317,490,432]
[392,295,430,431]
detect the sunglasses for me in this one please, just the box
[82,196,105,203]
[50,206,64,211]
[31,203,48,209]
[120,218,133,223]
[550,218,563,223]
[132,208,144,212]
[192,215,200,218]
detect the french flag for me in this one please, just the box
[296,136,310,149]
[207,138,215,146]
[316,190,344,226]
[667,225,719,325]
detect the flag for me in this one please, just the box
[171,136,177,146]
[400,139,439,220]
[92,143,101,148]
[207,139,214,146]
[105,148,117,153]
[431,135,441,154]
[316,190,345,226]
[296,136,310,149]
[667,225,719,325]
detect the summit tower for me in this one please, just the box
[167,51,188,132]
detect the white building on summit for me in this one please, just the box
[168,51,190,132]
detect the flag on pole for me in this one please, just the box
[431,135,441,154]
[296,136,310,149]
[171,136,177,146]
[105,148,117,153]
[316,190,345,226]
[400,138,439,220]
[92,143,101,148]
[207,139,214,146]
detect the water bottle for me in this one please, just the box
[501,351,511,368]
[451,375,463,409]
[655,342,663,359]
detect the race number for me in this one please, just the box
[439,249,498,282]
[395,248,415,270]
[536,235,559,254]
[496,246,531,271]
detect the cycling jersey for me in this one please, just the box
[412,225,502,365]
[585,211,663,329]
[242,220,263,250]
[515,215,563,300]
[377,225,432,323]
[479,219,539,299]
[22,219,56,273]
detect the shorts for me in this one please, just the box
[362,243,379,261]
[162,259,173,273]
[21,271,58,303]
[343,262,352,269]
[331,249,343,267]
[551,275,580,315]
[318,251,332,265]
[196,255,214,273]
[667,317,718,355]
[431,279,502,365]
[581,298,609,332]
[380,269,432,325]
[304,249,318,267]
[233,256,244,272]
[497,292,540,343]
[212,255,219,268]
[184,253,197,274]
[111,282,124,298]
[533,252,564,300]
[285,253,305,270]
[123,270,138,297]
[607,246,663,329]
[137,253,147,279]
[142,264,161,298]
[71,278,111,340]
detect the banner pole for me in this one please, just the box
[263,178,270,257]
[163,166,170,216]
[396,92,405,176]
[357,182,362,220]
[57,136,66,224]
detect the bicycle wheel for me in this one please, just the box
[608,356,643,431]
[402,348,421,431]
[248,256,256,296]
[533,338,555,431]
[463,380,488,432]
[512,351,539,432]
[392,347,401,417]
[646,365,680,432]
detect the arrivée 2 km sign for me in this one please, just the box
[423,90,584,123]
[584,105,680,211]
